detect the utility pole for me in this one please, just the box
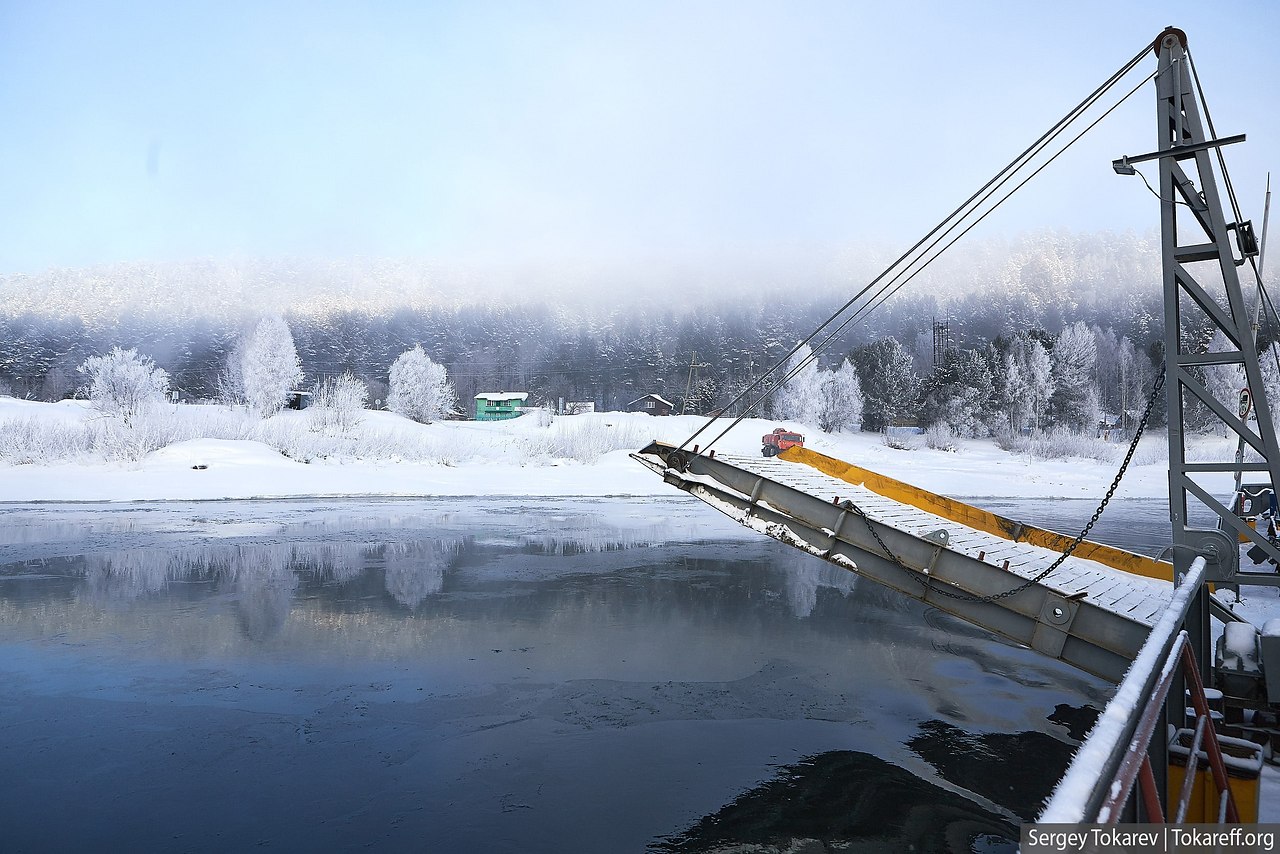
[682,352,698,415]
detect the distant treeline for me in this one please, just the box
[0,231,1262,430]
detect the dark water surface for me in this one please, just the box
[0,496,1153,853]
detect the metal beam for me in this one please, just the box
[1116,133,1245,167]
[634,443,1159,683]
[1156,31,1275,588]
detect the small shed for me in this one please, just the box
[627,394,674,416]
[475,391,529,421]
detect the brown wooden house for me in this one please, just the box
[627,394,674,416]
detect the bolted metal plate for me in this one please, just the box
[1182,528,1238,582]
[922,529,950,546]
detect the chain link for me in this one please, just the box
[845,366,1167,604]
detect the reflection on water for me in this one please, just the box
[383,540,460,609]
[654,750,1017,853]
[73,540,464,624]
[2,521,861,645]
[906,720,1076,821]
[0,498,1114,852]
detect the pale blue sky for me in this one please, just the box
[0,0,1275,275]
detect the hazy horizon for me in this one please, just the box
[0,1,1274,280]
[0,226,1164,323]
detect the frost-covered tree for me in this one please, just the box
[217,336,247,405]
[241,317,303,417]
[773,343,826,426]
[1201,330,1244,435]
[310,372,368,436]
[820,358,863,432]
[78,347,170,427]
[852,337,918,432]
[1258,345,1280,436]
[1048,322,1099,431]
[993,343,1029,435]
[991,332,1054,436]
[682,375,722,417]
[1116,336,1155,430]
[919,348,994,438]
[388,344,456,423]
[1022,334,1055,433]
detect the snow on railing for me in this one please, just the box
[1039,556,1207,824]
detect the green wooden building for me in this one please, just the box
[475,391,529,421]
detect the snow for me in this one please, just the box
[1223,622,1262,672]
[1039,558,1208,823]
[389,346,453,423]
[0,395,1227,504]
[475,392,528,401]
[627,394,674,409]
[240,316,303,416]
[10,392,1280,820]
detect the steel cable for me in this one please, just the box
[677,39,1157,453]
[694,66,1155,454]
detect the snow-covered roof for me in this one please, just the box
[475,392,529,402]
[628,394,673,408]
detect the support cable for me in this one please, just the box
[1255,277,1280,377]
[1186,49,1245,225]
[843,71,1156,340]
[1186,51,1275,384]
[695,67,1154,454]
[677,40,1156,453]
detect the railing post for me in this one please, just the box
[1148,701,1170,819]
[1138,757,1165,822]
[1181,642,1241,823]
[1039,558,1207,824]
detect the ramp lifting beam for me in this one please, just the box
[634,441,1173,684]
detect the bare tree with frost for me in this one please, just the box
[78,347,170,428]
[1202,330,1244,434]
[994,345,1029,435]
[773,344,826,426]
[820,358,863,432]
[1259,345,1280,437]
[1048,321,1100,431]
[241,316,302,417]
[388,345,456,423]
[216,336,248,405]
[310,372,368,436]
[1022,334,1055,434]
[1116,336,1153,430]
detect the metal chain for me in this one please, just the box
[847,366,1167,603]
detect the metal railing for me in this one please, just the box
[1039,556,1240,823]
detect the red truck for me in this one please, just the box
[762,427,805,457]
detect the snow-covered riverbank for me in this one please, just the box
[0,396,1231,504]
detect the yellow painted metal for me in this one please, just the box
[1167,730,1263,823]
[779,445,1174,583]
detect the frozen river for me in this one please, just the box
[0,496,1163,852]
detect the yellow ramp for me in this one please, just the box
[779,446,1172,583]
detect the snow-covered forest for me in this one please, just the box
[0,229,1267,442]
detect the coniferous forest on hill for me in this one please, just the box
[0,230,1262,436]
